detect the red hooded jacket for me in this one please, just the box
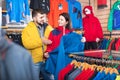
[83,6,103,42]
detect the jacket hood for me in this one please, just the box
[83,6,94,16]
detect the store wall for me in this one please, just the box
[2,0,119,38]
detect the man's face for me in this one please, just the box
[34,13,45,25]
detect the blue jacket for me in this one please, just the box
[45,32,84,80]
[0,37,38,80]
[6,0,30,22]
[67,0,82,29]
[108,0,120,31]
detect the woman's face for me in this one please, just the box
[58,15,68,27]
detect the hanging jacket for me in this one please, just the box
[30,0,50,14]
[48,0,68,27]
[6,0,30,22]
[45,32,84,80]
[83,6,103,42]
[22,22,53,63]
[108,0,120,31]
[97,0,107,9]
[67,0,82,29]
[115,38,120,51]
[45,26,71,53]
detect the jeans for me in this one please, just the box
[34,62,54,80]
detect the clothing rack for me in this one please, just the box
[6,30,23,46]
[69,49,120,60]
[104,33,120,36]
[6,29,22,34]
[69,54,120,66]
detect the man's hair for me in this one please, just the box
[32,9,45,18]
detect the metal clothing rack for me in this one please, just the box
[69,54,120,66]
[69,49,120,59]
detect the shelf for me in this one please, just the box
[6,24,27,29]
[1,26,8,29]
[2,10,7,13]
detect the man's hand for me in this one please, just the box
[44,52,49,58]
[41,37,52,45]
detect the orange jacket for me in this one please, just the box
[48,0,68,28]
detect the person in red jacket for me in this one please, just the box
[83,6,103,50]
[44,12,72,58]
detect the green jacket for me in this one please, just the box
[108,0,120,31]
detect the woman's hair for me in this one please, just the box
[59,13,72,30]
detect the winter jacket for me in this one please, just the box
[45,32,84,80]
[0,35,38,80]
[48,0,68,27]
[97,0,107,9]
[67,0,82,29]
[83,6,103,42]
[108,0,120,31]
[45,26,71,53]
[22,22,53,63]
[6,0,30,22]
[30,0,50,13]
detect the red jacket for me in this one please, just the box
[46,26,71,53]
[97,0,107,6]
[83,6,103,42]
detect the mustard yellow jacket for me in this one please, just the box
[22,22,53,63]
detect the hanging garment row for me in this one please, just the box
[98,37,120,51]
[69,50,120,61]
[7,32,23,47]
[69,54,120,66]
[58,60,120,80]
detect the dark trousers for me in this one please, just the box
[84,42,98,50]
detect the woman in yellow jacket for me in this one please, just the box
[21,9,54,80]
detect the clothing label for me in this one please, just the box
[58,3,63,10]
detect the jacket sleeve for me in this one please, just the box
[96,18,103,39]
[45,32,54,52]
[108,8,114,32]
[24,0,30,16]
[22,28,43,50]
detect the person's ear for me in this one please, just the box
[33,17,36,21]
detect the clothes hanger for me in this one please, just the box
[70,60,77,65]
